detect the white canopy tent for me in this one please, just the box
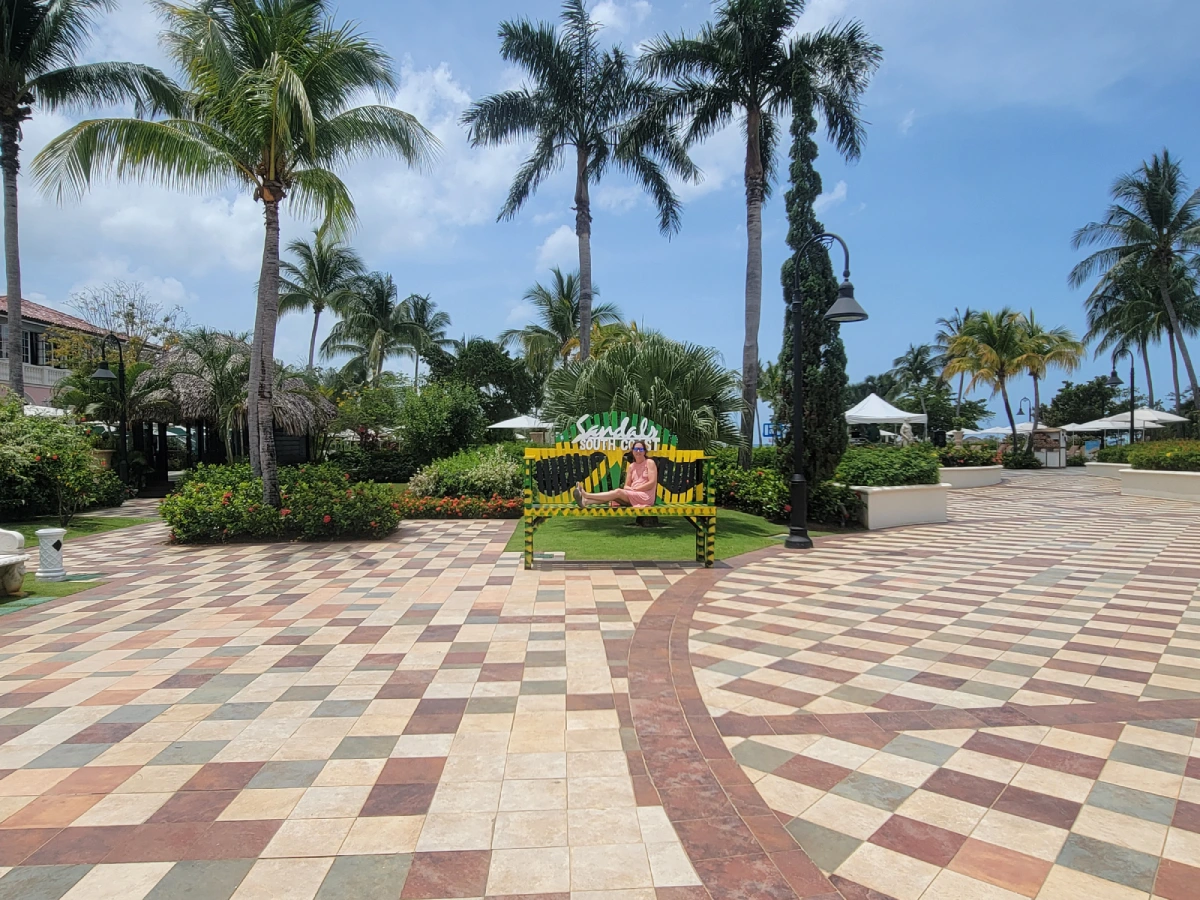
[488,415,556,430]
[1133,407,1189,424]
[844,393,927,425]
[1065,416,1165,431]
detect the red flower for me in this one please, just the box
[370,521,377,527]
[52,454,59,460]
[34,454,41,461]
[322,515,332,523]
[280,508,292,517]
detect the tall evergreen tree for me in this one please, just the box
[774,96,848,485]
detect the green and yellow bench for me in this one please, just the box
[521,413,716,568]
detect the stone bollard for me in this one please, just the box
[35,528,67,582]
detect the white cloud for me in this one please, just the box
[536,225,578,273]
[591,1,652,33]
[672,121,740,202]
[813,180,847,213]
[68,259,198,311]
[899,109,916,135]
[594,184,643,214]
[506,301,535,325]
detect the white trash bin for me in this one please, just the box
[35,528,67,582]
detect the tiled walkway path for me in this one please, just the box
[0,471,1196,899]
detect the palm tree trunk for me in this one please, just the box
[739,107,765,469]
[955,373,964,420]
[307,307,321,371]
[575,145,594,362]
[1000,379,1019,456]
[2,119,24,402]
[1141,342,1154,408]
[413,353,420,394]
[1169,327,1182,414]
[249,187,283,507]
[1159,274,1199,405]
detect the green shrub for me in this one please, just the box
[328,448,414,483]
[808,482,862,526]
[161,462,400,543]
[937,446,998,468]
[89,468,132,510]
[395,381,486,472]
[1001,451,1042,469]
[1066,454,1087,467]
[1127,440,1200,472]
[394,492,523,519]
[723,466,788,520]
[834,446,940,487]
[409,446,523,499]
[1095,445,1131,464]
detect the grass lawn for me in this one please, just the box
[0,572,103,615]
[0,516,158,545]
[503,507,828,562]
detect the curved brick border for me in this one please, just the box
[627,548,845,900]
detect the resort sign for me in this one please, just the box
[555,412,678,451]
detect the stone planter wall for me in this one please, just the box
[1085,462,1126,478]
[1119,468,1200,502]
[938,466,1003,489]
[851,483,950,530]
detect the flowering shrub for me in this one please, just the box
[408,445,523,499]
[937,446,999,468]
[835,446,940,487]
[1128,440,1200,472]
[1095,445,1131,463]
[1001,451,1042,469]
[703,447,856,525]
[161,462,400,543]
[394,492,523,519]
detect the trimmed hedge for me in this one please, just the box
[162,463,400,543]
[937,446,999,468]
[1001,451,1042,469]
[834,446,940,487]
[1128,440,1200,472]
[328,448,415,484]
[1095,445,1130,464]
[408,445,523,499]
[706,447,858,525]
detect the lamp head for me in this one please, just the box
[1106,369,1123,389]
[824,279,868,324]
[91,361,118,382]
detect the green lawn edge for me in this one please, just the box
[0,516,158,545]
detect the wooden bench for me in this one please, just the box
[0,529,29,596]
[522,445,716,568]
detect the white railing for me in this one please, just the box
[0,359,70,388]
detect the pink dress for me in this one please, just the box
[623,459,657,507]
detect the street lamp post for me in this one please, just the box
[1018,397,1031,422]
[90,333,129,484]
[785,232,868,550]
[1106,351,1135,448]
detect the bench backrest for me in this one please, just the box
[523,447,711,506]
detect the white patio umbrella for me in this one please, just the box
[1133,407,1190,424]
[1066,415,1165,431]
[488,415,556,430]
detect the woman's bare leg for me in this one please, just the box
[578,487,630,506]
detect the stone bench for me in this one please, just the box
[0,529,29,596]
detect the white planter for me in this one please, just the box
[852,483,950,530]
[1119,468,1200,502]
[1085,462,1126,478]
[938,466,1003,489]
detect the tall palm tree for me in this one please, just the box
[934,307,974,420]
[944,308,1028,452]
[1016,311,1083,452]
[1,0,178,402]
[500,267,622,380]
[403,293,452,391]
[280,231,365,370]
[32,0,437,506]
[322,272,418,385]
[1071,150,1200,410]
[462,0,696,362]
[640,0,881,465]
[888,343,942,421]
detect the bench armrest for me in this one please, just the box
[0,529,25,553]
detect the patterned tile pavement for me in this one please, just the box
[0,469,1195,899]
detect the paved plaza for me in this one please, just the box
[0,471,1197,899]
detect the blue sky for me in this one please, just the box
[16,0,1200,423]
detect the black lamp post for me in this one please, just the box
[1018,397,1031,422]
[1106,351,1135,449]
[785,232,867,550]
[90,333,129,483]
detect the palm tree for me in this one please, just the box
[1016,311,1083,452]
[500,267,622,379]
[888,343,942,422]
[1,0,178,402]
[403,293,452,391]
[543,333,744,451]
[32,0,437,506]
[640,0,881,464]
[1071,150,1200,410]
[462,0,696,362]
[322,272,418,385]
[934,307,974,420]
[280,231,365,371]
[944,308,1028,452]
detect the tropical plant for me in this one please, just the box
[1015,311,1083,451]
[32,0,438,507]
[500,267,622,380]
[0,0,178,401]
[934,307,975,419]
[404,293,452,390]
[1070,150,1200,411]
[845,372,900,406]
[640,0,881,463]
[462,0,696,362]
[542,333,745,451]
[888,344,943,421]
[280,231,365,370]
[943,308,1029,451]
[322,273,419,385]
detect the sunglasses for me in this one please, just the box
[632,447,646,453]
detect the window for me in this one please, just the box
[0,323,6,359]
[21,331,49,367]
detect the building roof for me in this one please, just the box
[0,297,105,335]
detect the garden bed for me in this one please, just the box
[938,466,1002,489]
[849,483,950,530]
[1119,469,1200,502]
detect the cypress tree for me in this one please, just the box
[775,91,849,485]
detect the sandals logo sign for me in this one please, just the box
[555,412,678,451]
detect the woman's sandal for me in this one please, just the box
[573,483,585,507]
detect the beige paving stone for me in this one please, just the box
[60,862,174,900]
[339,815,424,854]
[571,843,653,891]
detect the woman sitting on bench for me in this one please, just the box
[574,440,658,508]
